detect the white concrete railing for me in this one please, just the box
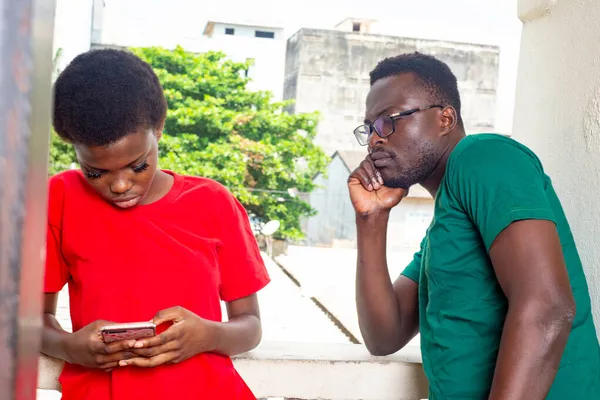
[38,342,429,400]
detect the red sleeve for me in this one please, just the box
[44,176,69,293]
[215,186,270,302]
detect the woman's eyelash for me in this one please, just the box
[133,161,149,173]
[85,171,103,180]
[85,162,148,178]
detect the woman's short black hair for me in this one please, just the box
[53,48,167,146]
[370,52,463,127]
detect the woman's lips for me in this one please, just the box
[113,196,141,209]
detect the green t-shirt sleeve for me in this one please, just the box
[401,236,425,283]
[448,138,557,251]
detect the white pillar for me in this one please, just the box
[512,0,600,334]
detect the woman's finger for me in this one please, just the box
[131,339,179,358]
[119,351,179,368]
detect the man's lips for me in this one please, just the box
[371,151,395,168]
[373,157,394,168]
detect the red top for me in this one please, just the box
[45,170,270,400]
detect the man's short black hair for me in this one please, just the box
[370,52,463,127]
[53,49,167,146]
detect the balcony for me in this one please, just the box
[38,342,428,400]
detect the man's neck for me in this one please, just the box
[420,131,466,198]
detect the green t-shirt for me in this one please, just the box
[402,134,600,399]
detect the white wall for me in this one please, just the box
[512,0,600,332]
[52,0,93,70]
[203,24,286,100]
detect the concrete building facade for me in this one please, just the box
[284,25,501,155]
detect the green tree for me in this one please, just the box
[49,46,328,240]
[48,131,76,175]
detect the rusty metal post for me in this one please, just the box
[0,0,55,399]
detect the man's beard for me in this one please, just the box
[383,144,439,189]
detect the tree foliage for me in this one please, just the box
[49,46,328,239]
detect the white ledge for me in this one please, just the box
[518,0,558,22]
[39,342,428,400]
[236,341,423,363]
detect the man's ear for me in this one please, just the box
[440,106,458,136]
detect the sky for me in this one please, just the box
[56,0,523,133]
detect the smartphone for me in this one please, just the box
[100,322,156,343]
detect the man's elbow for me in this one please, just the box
[547,293,576,328]
[553,297,576,333]
[366,343,396,356]
[521,295,576,338]
[364,337,404,356]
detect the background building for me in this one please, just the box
[284,19,501,155]
[202,21,286,100]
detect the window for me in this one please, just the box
[352,22,361,32]
[225,27,235,35]
[255,30,275,39]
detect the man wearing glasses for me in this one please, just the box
[349,52,600,399]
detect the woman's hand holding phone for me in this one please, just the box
[348,155,406,216]
[64,320,136,370]
[120,306,216,368]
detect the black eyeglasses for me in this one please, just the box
[353,105,444,146]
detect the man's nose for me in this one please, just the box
[368,129,386,148]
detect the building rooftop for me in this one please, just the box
[203,20,284,37]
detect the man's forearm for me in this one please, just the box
[489,304,574,399]
[356,210,405,355]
